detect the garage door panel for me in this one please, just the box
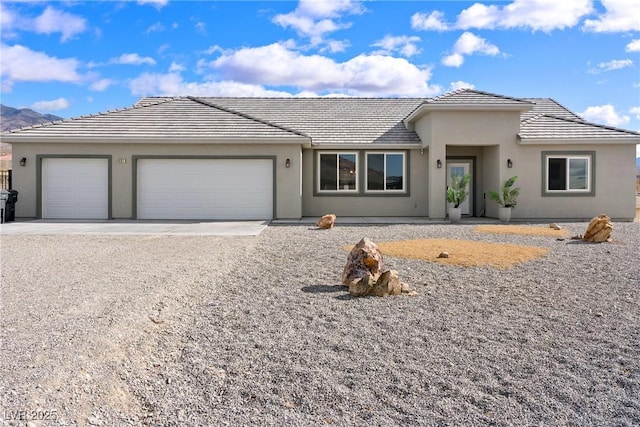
[42,158,109,219]
[137,159,273,220]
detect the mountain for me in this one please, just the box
[1,104,63,132]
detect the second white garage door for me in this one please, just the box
[137,158,273,220]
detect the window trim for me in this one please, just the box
[317,152,359,193]
[365,152,407,193]
[541,151,595,197]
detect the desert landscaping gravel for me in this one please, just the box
[1,222,639,426]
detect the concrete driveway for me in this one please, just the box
[0,219,269,236]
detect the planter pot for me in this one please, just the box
[498,207,512,222]
[449,207,462,222]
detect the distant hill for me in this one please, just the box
[1,104,63,132]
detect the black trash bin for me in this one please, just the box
[3,190,18,222]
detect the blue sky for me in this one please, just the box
[1,0,639,154]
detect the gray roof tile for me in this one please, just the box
[3,90,638,145]
[519,114,640,140]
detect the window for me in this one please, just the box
[319,153,357,192]
[543,152,594,195]
[366,152,405,192]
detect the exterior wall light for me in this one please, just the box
[507,158,513,168]
[436,159,442,169]
[19,157,27,167]
[285,158,291,168]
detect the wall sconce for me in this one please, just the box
[436,159,442,169]
[118,158,127,164]
[285,158,291,168]
[19,157,27,167]
[507,158,513,168]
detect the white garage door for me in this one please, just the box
[42,158,109,219]
[137,158,273,220]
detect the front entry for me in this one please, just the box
[446,162,472,215]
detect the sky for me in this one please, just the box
[1,0,639,156]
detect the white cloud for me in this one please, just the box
[411,11,449,31]
[0,44,82,91]
[455,0,592,32]
[33,6,87,41]
[580,104,630,126]
[145,22,165,34]
[272,0,364,47]
[450,81,475,91]
[626,39,640,52]
[207,42,440,96]
[371,35,422,57]
[110,53,156,66]
[137,0,168,9]
[129,72,296,97]
[583,0,640,32]
[32,98,70,112]
[596,59,634,72]
[630,106,640,120]
[169,62,185,72]
[90,79,112,91]
[442,32,500,67]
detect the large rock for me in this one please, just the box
[583,214,613,243]
[348,270,403,297]
[342,238,415,297]
[317,214,336,229]
[342,238,385,286]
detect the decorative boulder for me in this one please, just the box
[342,238,416,297]
[342,238,385,286]
[317,214,337,229]
[583,214,613,243]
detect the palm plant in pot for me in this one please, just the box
[446,173,471,222]
[487,175,520,222]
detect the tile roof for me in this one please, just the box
[519,114,640,141]
[1,97,309,142]
[521,98,583,122]
[180,97,427,146]
[2,90,638,145]
[425,89,534,106]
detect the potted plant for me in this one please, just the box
[446,173,471,222]
[487,176,520,222]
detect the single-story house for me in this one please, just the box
[2,89,639,221]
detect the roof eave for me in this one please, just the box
[0,135,312,147]
[309,143,421,150]
[517,136,640,145]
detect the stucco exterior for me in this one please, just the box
[3,90,639,222]
[11,142,303,220]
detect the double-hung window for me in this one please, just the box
[366,152,406,192]
[543,152,594,195]
[318,152,357,192]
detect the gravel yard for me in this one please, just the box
[1,222,639,426]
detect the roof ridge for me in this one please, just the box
[428,88,533,104]
[186,96,310,138]
[520,113,546,126]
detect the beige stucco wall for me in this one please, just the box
[301,148,429,217]
[414,110,521,218]
[505,143,637,221]
[11,142,303,220]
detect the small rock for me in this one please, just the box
[571,234,583,240]
[595,312,603,317]
[556,238,565,241]
[437,252,449,258]
[88,415,102,426]
[317,214,336,229]
[549,223,562,230]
